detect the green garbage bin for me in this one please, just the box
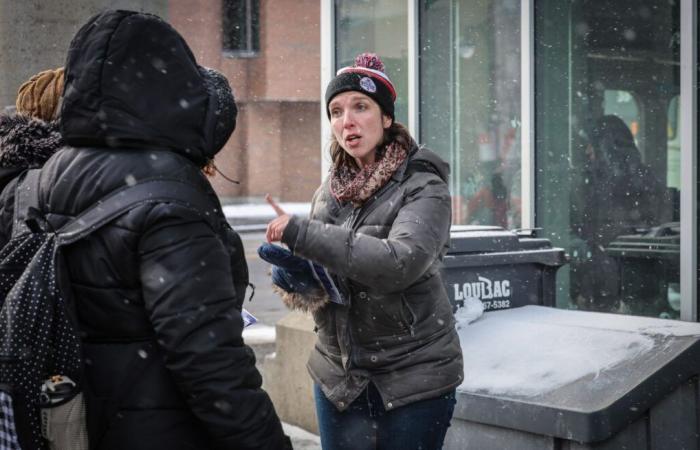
[446,305,700,450]
[442,226,568,312]
[606,222,680,318]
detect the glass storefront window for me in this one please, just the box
[335,0,408,125]
[536,0,681,318]
[667,95,680,190]
[602,90,640,142]
[420,0,521,227]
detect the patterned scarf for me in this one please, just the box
[330,141,408,206]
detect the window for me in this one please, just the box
[603,90,641,146]
[222,0,260,57]
[535,0,680,318]
[420,0,522,228]
[667,96,680,190]
[335,0,408,125]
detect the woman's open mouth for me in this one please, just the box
[345,134,361,147]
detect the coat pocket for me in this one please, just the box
[400,295,417,337]
[348,291,408,338]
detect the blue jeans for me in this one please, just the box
[314,383,456,450]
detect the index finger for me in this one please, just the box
[265,193,286,217]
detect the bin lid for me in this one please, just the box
[450,225,536,254]
[454,306,700,443]
[606,222,680,258]
[447,225,567,266]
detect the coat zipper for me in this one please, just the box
[339,179,402,369]
[339,206,360,369]
[349,179,398,231]
[401,295,417,337]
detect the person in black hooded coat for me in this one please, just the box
[0,10,290,450]
[570,114,668,311]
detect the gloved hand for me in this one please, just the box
[257,243,322,295]
[258,243,334,312]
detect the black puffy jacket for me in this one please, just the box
[0,10,287,450]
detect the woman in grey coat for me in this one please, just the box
[265,53,463,450]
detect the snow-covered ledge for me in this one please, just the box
[445,304,700,449]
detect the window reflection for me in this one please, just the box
[420,0,521,228]
[537,0,680,318]
[335,0,408,125]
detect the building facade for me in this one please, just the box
[1,1,697,321]
[0,0,322,203]
[0,0,167,109]
[170,0,323,202]
[322,0,698,321]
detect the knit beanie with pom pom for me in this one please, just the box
[325,53,397,122]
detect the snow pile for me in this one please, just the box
[456,306,700,398]
[223,202,311,219]
[282,422,320,450]
[242,324,276,345]
[454,296,484,329]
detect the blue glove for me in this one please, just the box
[258,243,320,294]
[257,243,346,305]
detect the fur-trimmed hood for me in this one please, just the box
[0,114,62,169]
[0,114,62,192]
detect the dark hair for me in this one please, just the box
[590,114,636,151]
[589,114,642,172]
[329,120,413,170]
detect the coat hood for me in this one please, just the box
[406,145,450,184]
[60,10,231,166]
[0,114,62,169]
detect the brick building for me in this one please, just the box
[0,1,321,202]
[169,0,322,202]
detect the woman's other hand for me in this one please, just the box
[265,194,291,243]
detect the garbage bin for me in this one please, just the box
[443,225,568,311]
[605,222,680,318]
[445,305,700,450]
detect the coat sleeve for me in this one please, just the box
[283,174,451,294]
[138,203,288,450]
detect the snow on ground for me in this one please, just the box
[454,297,484,328]
[456,305,700,398]
[223,202,311,219]
[242,323,276,345]
[282,422,321,450]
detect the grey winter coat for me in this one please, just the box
[282,144,464,412]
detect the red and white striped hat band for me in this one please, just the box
[336,66,397,101]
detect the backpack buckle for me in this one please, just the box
[25,206,53,233]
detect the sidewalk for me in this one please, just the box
[243,324,322,449]
[223,201,311,232]
[233,202,320,447]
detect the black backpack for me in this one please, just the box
[0,169,220,450]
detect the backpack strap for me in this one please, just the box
[11,169,41,238]
[57,178,220,246]
[12,172,221,244]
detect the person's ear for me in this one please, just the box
[382,114,392,129]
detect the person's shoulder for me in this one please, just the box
[311,178,333,210]
[41,146,214,212]
[50,146,205,181]
[402,146,450,187]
